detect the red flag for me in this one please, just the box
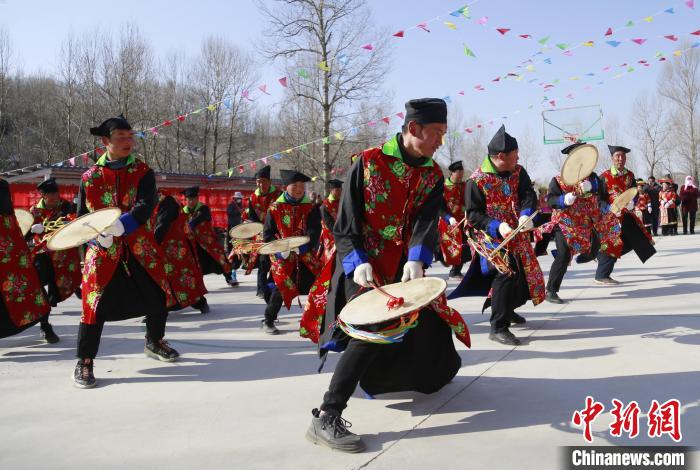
[465,128,473,133]
[393,30,404,38]
[238,165,244,174]
[395,112,405,119]
[549,100,556,107]
[519,34,531,39]
[605,27,613,36]
[492,76,501,82]
[163,120,173,126]
[250,161,257,170]
[278,77,288,87]
[496,28,510,35]
[95,147,104,156]
[361,44,374,51]
[692,30,700,35]
[458,90,465,95]
[664,35,678,41]
[82,154,90,166]
[381,117,390,125]
[631,38,646,45]
[177,115,186,122]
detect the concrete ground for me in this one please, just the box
[1,234,698,470]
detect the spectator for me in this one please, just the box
[679,175,699,234]
[646,176,661,236]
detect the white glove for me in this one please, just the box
[647,204,652,213]
[448,217,458,226]
[104,219,125,237]
[96,233,114,249]
[518,215,534,230]
[625,201,635,211]
[498,222,513,238]
[564,192,577,206]
[401,260,424,282]
[353,262,374,288]
[277,251,290,260]
[579,180,592,193]
[30,223,44,234]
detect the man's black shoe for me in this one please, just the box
[489,330,521,346]
[39,323,60,344]
[510,312,526,325]
[192,297,210,314]
[545,291,565,304]
[73,359,96,389]
[144,339,180,362]
[306,408,365,453]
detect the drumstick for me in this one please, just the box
[370,274,405,309]
[448,216,467,234]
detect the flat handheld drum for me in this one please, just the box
[258,236,310,255]
[14,209,34,236]
[46,207,122,251]
[610,187,638,214]
[338,277,447,344]
[229,221,263,240]
[560,143,598,186]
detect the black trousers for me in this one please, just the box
[257,255,271,296]
[263,263,315,324]
[650,208,660,235]
[76,310,167,359]
[681,209,696,234]
[490,255,530,333]
[595,252,617,280]
[546,230,572,293]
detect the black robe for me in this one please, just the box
[187,204,224,275]
[321,136,461,396]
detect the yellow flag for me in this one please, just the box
[569,76,580,81]
[311,176,319,182]
[318,61,330,72]
[644,16,653,22]
[443,21,457,30]
[335,132,344,141]
[583,41,594,47]
[526,64,535,72]
[674,50,682,56]
[284,148,293,154]
[207,104,217,111]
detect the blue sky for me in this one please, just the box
[1,0,698,178]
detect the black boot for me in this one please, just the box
[192,297,210,314]
[545,291,565,304]
[40,322,60,344]
[510,312,526,325]
[489,329,521,346]
[144,339,180,362]
[73,359,96,389]
[306,408,365,453]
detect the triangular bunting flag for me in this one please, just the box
[665,7,674,13]
[361,44,374,51]
[605,27,613,36]
[261,157,269,165]
[323,137,330,144]
[318,61,330,72]
[687,0,694,8]
[250,161,257,170]
[177,115,186,122]
[606,41,621,47]
[417,23,430,33]
[463,44,476,57]
[207,104,217,111]
[69,157,76,166]
[631,38,647,45]
[278,76,288,87]
[644,16,653,22]
[625,20,634,27]
[519,34,531,39]
[238,165,244,174]
[393,30,404,38]
[583,41,594,47]
[458,90,465,95]
[334,132,344,141]
[297,69,310,79]
[444,21,457,30]
[228,168,234,177]
[396,112,405,120]
[258,85,270,95]
[381,117,390,125]
[665,35,679,41]
[477,16,488,25]
[556,43,569,50]
[538,36,550,45]
[692,30,700,35]
[496,28,510,35]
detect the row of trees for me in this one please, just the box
[0,0,391,188]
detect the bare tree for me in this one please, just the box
[0,27,13,154]
[658,44,700,180]
[630,92,669,178]
[258,0,391,188]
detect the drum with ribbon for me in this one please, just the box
[46,207,122,251]
[337,277,447,344]
[228,221,263,240]
[257,235,310,256]
[561,143,598,188]
[14,209,34,236]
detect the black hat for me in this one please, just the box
[328,179,343,188]
[181,186,199,197]
[561,142,586,154]
[448,160,464,172]
[37,178,59,194]
[280,170,311,185]
[90,114,132,137]
[255,165,271,179]
[404,98,447,126]
[488,125,518,155]
[608,145,631,155]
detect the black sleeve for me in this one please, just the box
[189,204,212,228]
[320,204,335,229]
[439,195,450,218]
[595,174,610,210]
[407,175,443,264]
[547,177,565,209]
[60,200,75,217]
[246,201,261,223]
[154,196,179,244]
[333,157,367,263]
[77,181,89,217]
[130,169,157,226]
[518,168,537,213]
[0,179,12,215]
[466,179,500,234]
[262,209,279,243]
[307,205,322,248]
[227,203,241,228]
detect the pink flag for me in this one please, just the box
[605,27,613,36]
[566,93,574,99]
[69,157,76,166]
[150,127,158,135]
[395,112,405,119]
[476,16,488,25]
[258,84,270,95]
[519,34,532,39]
[261,157,269,165]
[492,77,501,82]
[549,100,556,107]
[686,0,694,8]
[278,77,288,87]
[242,90,253,101]
[250,161,257,170]
[367,120,376,127]
[465,128,473,133]
[417,22,430,33]
[458,90,465,95]
[361,44,374,51]
[602,66,611,71]
[631,38,646,45]
[496,28,510,35]
[563,50,574,56]
[664,35,679,41]
[381,117,390,125]
[82,154,90,166]
[393,30,405,38]
[474,84,485,91]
